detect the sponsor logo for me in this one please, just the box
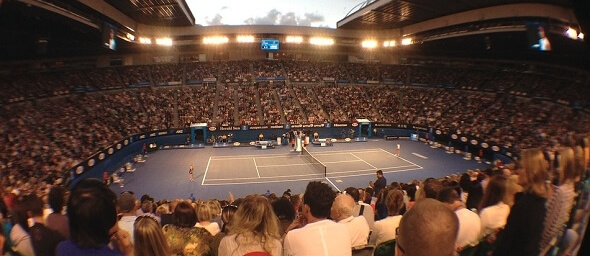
[352,123,359,127]
[333,123,348,127]
[374,123,394,127]
[209,127,217,131]
[175,130,184,134]
[149,133,156,137]
[139,135,146,139]
[291,124,303,128]
[219,126,241,131]
[158,131,167,136]
[270,125,283,129]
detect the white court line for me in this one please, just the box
[412,152,428,159]
[257,162,313,168]
[210,153,296,159]
[211,155,295,160]
[325,177,341,192]
[327,165,419,175]
[311,149,383,155]
[202,157,212,185]
[311,151,382,156]
[350,153,378,170]
[256,159,362,168]
[330,167,424,178]
[320,159,363,164]
[253,158,260,178]
[203,176,325,186]
[206,172,323,181]
[379,148,423,167]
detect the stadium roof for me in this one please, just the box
[103,0,195,26]
[337,0,573,29]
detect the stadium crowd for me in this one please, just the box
[0,59,589,255]
[0,138,588,255]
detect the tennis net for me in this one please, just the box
[302,147,327,177]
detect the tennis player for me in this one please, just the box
[189,164,194,181]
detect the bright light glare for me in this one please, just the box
[156,38,173,46]
[286,36,303,44]
[401,38,413,45]
[203,36,229,44]
[126,33,135,41]
[383,40,396,47]
[139,37,152,44]
[566,28,578,40]
[309,37,334,46]
[361,40,378,48]
[237,35,255,43]
[578,32,584,40]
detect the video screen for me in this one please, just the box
[527,22,551,51]
[261,39,279,51]
[102,23,117,51]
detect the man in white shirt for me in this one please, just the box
[331,193,371,247]
[283,181,352,256]
[437,187,481,249]
[345,187,375,230]
[117,192,138,244]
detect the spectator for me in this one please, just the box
[370,189,404,246]
[24,194,65,256]
[395,198,458,256]
[46,186,70,239]
[162,201,212,255]
[195,201,221,236]
[494,148,550,256]
[283,181,351,256]
[117,192,139,244]
[57,178,133,256]
[416,178,443,201]
[219,195,282,256]
[540,147,579,251]
[271,197,296,236]
[344,187,375,230]
[330,193,370,247]
[438,186,481,249]
[369,170,387,197]
[9,197,35,256]
[478,175,510,238]
[133,215,171,256]
[211,204,238,256]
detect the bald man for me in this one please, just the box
[331,193,371,247]
[396,198,458,256]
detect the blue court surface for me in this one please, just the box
[108,139,490,200]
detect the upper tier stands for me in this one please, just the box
[0,59,588,186]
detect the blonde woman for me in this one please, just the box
[134,215,171,256]
[218,195,282,256]
[195,201,221,236]
[540,147,580,250]
[494,148,550,256]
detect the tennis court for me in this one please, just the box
[202,148,422,185]
[107,139,489,200]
